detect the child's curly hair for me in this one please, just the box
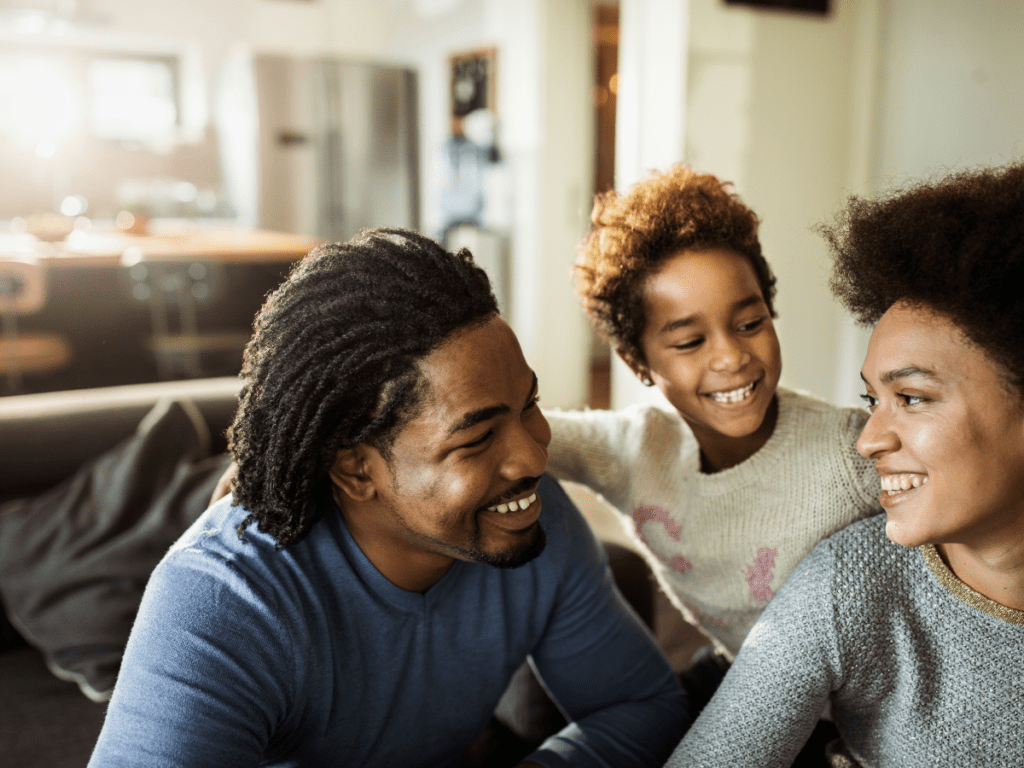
[574,165,777,371]
[821,161,1024,394]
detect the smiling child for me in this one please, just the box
[543,166,881,717]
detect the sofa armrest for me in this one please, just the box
[0,377,241,502]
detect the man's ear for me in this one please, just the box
[329,446,377,502]
[615,348,654,387]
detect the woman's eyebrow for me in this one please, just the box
[861,366,943,386]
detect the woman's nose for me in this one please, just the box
[856,407,900,459]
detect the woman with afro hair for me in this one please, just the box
[666,161,1024,767]
[542,166,880,739]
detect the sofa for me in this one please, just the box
[0,378,660,767]
[0,378,241,766]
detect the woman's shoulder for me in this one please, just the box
[810,514,921,607]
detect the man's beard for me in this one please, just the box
[406,516,548,570]
[459,522,547,569]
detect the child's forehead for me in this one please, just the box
[644,248,765,314]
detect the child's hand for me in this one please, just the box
[209,461,237,506]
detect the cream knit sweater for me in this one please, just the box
[545,387,881,658]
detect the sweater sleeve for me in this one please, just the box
[665,540,843,768]
[839,407,883,513]
[543,407,642,513]
[87,546,296,768]
[526,478,689,768]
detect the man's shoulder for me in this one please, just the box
[157,496,340,598]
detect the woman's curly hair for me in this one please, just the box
[229,228,498,548]
[574,165,777,370]
[821,161,1024,394]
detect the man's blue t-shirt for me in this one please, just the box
[88,475,687,767]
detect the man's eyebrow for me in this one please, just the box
[658,294,764,335]
[445,373,537,439]
[860,366,942,386]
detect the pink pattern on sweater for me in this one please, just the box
[743,547,778,602]
[668,556,693,574]
[632,505,692,574]
[632,505,681,540]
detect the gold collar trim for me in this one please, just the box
[920,545,1024,627]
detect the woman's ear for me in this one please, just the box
[615,348,654,387]
[329,446,377,502]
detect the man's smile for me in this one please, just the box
[487,491,538,514]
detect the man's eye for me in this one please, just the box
[900,394,925,406]
[859,393,877,410]
[462,430,493,449]
[525,394,540,410]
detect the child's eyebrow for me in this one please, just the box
[657,294,765,334]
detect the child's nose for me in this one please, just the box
[709,337,750,372]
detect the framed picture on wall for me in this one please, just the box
[450,47,496,120]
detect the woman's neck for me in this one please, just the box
[938,536,1024,612]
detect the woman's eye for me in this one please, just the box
[859,393,877,410]
[462,430,493,449]
[525,394,540,411]
[900,394,925,406]
[738,318,765,333]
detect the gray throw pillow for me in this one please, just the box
[0,399,231,702]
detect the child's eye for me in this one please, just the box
[859,393,877,410]
[737,318,765,333]
[673,338,703,351]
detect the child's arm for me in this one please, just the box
[542,407,642,513]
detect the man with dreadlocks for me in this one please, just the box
[87,229,688,768]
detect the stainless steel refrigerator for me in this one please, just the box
[223,54,419,242]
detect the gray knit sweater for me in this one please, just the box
[665,514,1024,767]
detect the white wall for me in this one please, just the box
[381,0,593,409]
[876,0,1024,182]
[613,0,878,409]
[832,0,1024,405]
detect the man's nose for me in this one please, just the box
[500,420,548,480]
[856,406,900,459]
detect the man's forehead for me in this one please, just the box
[410,318,534,433]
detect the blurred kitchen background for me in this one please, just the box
[2,0,1023,409]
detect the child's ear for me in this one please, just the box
[615,348,654,387]
[329,446,377,502]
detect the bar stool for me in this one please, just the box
[0,257,72,395]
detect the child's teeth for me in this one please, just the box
[709,382,755,403]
